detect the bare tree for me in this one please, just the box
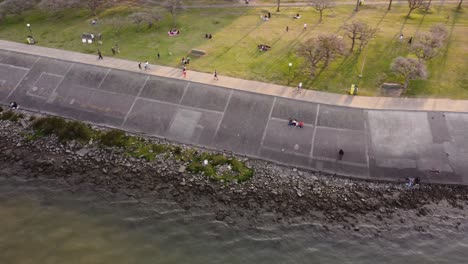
[163,0,184,28]
[425,0,432,11]
[391,57,427,92]
[146,9,162,29]
[309,0,335,23]
[87,0,103,16]
[38,0,80,12]
[458,0,464,10]
[355,0,360,12]
[406,0,427,18]
[388,0,393,10]
[410,33,439,61]
[276,0,280,12]
[129,12,147,31]
[128,10,162,31]
[0,0,37,15]
[430,24,448,41]
[106,17,127,39]
[342,21,375,52]
[297,34,346,75]
[410,25,447,61]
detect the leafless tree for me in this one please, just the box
[0,0,37,15]
[38,0,80,12]
[355,0,360,12]
[297,34,346,75]
[276,0,280,12]
[87,0,104,16]
[425,0,432,11]
[129,12,147,30]
[128,10,161,31]
[406,0,427,18]
[342,21,376,52]
[163,0,184,28]
[391,57,427,92]
[430,24,448,41]
[309,0,335,23]
[410,33,439,61]
[106,17,127,39]
[458,0,464,10]
[410,24,447,61]
[388,0,393,10]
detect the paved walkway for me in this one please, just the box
[1,40,467,113]
[1,41,467,185]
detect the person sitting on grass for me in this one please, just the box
[168,29,180,36]
[293,13,301,19]
[257,44,271,51]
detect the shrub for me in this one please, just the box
[0,110,23,122]
[100,129,127,147]
[32,116,66,135]
[57,121,93,142]
[32,117,93,142]
[151,144,166,154]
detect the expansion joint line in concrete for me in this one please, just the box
[309,104,320,160]
[258,97,277,155]
[178,81,192,105]
[42,63,74,108]
[121,75,150,127]
[5,56,40,101]
[363,111,371,174]
[78,68,112,120]
[214,89,234,138]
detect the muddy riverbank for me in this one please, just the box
[1,110,468,234]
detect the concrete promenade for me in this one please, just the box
[0,40,467,185]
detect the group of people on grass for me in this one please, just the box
[168,29,180,36]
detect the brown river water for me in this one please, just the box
[1,177,467,264]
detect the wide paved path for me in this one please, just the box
[1,40,467,185]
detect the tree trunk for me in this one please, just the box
[406,8,414,18]
[350,37,356,52]
[355,0,360,12]
[404,78,409,93]
[425,0,432,11]
[388,0,393,10]
[319,10,323,22]
[458,0,463,9]
[277,0,280,12]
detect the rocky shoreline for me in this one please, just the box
[1,110,468,234]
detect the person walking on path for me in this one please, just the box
[157,52,160,60]
[338,149,344,160]
[111,47,116,56]
[182,68,187,78]
[214,70,218,80]
[297,82,303,93]
[286,26,289,32]
[97,49,103,60]
[303,23,307,31]
[144,61,149,70]
[138,62,142,70]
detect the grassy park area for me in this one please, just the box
[0,2,467,98]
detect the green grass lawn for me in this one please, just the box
[0,3,467,98]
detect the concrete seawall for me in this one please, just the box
[1,49,467,184]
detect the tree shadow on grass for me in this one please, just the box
[432,8,462,80]
[204,19,265,65]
